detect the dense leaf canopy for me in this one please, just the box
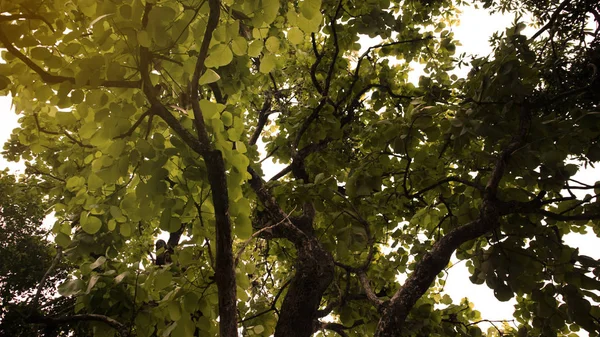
[1,0,600,336]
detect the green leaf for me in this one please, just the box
[265,36,280,53]
[66,176,85,192]
[288,28,304,45]
[247,40,263,57]
[300,0,322,20]
[83,216,103,234]
[221,111,233,126]
[90,256,106,270]
[55,232,71,247]
[168,301,181,321]
[160,207,173,232]
[234,215,252,239]
[115,271,129,284]
[0,75,11,90]
[254,325,265,334]
[107,219,117,231]
[260,53,276,74]
[199,99,225,120]
[87,173,104,190]
[231,37,248,56]
[199,69,221,85]
[120,222,132,237]
[205,44,233,68]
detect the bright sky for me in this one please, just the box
[1,4,598,333]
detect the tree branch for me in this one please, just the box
[0,28,140,88]
[249,96,272,146]
[529,0,572,41]
[114,110,152,139]
[374,105,532,337]
[0,13,55,31]
[189,0,221,146]
[33,313,129,337]
[30,247,62,309]
[357,271,384,308]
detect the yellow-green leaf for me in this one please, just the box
[300,0,322,20]
[199,69,221,85]
[288,27,304,45]
[260,53,276,74]
[231,36,248,56]
[83,216,103,234]
[265,36,280,53]
[248,40,263,58]
[205,44,233,68]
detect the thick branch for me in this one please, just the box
[247,167,334,337]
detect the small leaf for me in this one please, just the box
[248,40,263,57]
[0,75,11,90]
[205,44,233,68]
[168,301,181,321]
[199,69,221,85]
[254,325,265,334]
[120,222,132,237]
[86,274,100,294]
[221,111,233,126]
[90,256,107,270]
[234,215,252,239]
[115,271,129,284]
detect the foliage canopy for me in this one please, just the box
[1,0,600,336]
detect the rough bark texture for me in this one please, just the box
[374,214,496,336]
[205,149,238,337]
[249,169,335,337]
[274,235,334,337]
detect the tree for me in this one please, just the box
[1,0,599,335]
[0,171,84,336]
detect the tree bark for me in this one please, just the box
[274,235,334,337]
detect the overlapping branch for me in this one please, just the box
[373,106,533,337]
[137,2,238,336]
